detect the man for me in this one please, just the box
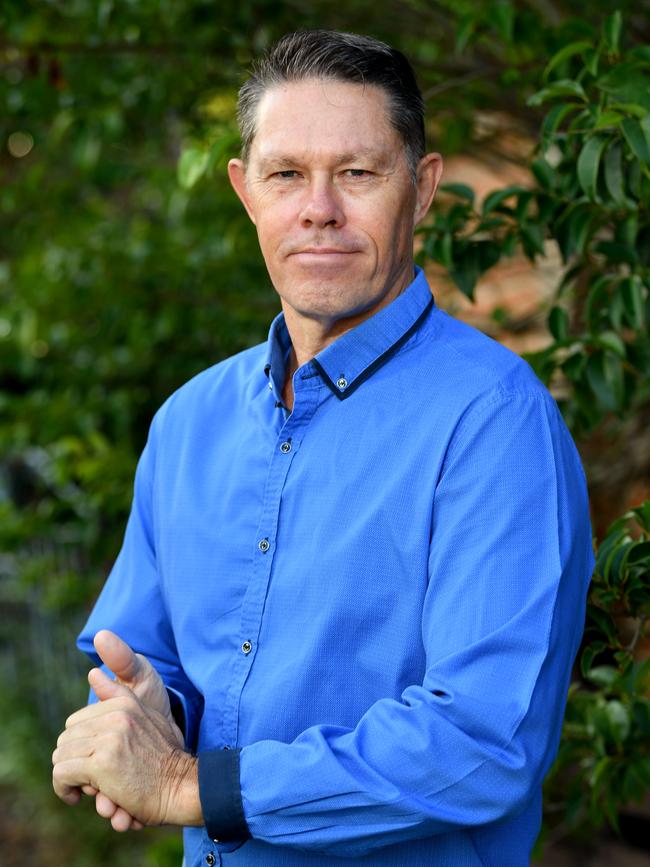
[52,30,594,866]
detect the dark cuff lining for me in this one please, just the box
[166,688,186,738]
[198,748,250,843]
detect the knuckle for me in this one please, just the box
[114,708,135,730]
[116,694,136,712]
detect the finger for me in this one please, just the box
[52,759,90,804]
[81,785,98,796]
[95,791,118,819]
[111,806,136,832]
[53,736,95,764]
[131,819,144,830]
[93,630,143,685]
[87,666,134,702]
[66,693,135,729]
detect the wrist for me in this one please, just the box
[164,751,203,827]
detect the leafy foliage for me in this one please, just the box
[544,504,650,833]
[419,13,650,435]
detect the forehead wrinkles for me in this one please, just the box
[252,79,396,147]
[249,81,403,174]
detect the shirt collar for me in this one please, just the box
[264,266,434,400]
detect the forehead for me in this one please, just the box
[249,78,402,164]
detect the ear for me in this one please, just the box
[413,152,444,226]
[228,158,257,225]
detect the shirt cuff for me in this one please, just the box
[198,748,250,843]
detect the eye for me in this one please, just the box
[345,169,369,178]
[277,170,299,179]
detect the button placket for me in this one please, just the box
[221,385,319,747]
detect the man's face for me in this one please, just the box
[228,78,442,335]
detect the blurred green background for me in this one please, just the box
[1,2,649,864]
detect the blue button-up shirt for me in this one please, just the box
[78,268,594,866]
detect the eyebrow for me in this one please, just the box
[255,148,393,172]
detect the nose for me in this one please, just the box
[299,176,345,229]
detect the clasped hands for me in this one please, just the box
[52,630,202,831]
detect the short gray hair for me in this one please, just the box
[237,30,426,179]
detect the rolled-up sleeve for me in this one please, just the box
[205,388,594,856]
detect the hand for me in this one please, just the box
[52,671,201,827]
[65,631,185,831]
[92,629,183,740]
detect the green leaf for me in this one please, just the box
[620,276,646,329]
[531,158,555,190]
[621,117,650,164]
[455,15,475,53]
[577,135,609,200]
[581,641,606,678]
[627,540,650,564]
[609,102,648,119]
[628,158,642,198]
[439,232,454,269]
[548,306,569,341]
[587,602,618,643]
[177,147,210,189]
[557,204,594,261]
[584,48,600,78]
[482,185,525,215]
[527,80,587,107]
[604,11,622,55]
[493,2,515,43]
[541,103,582,142]
[603,140,626,204]
[586,350,625,413]
[605,700,630,743]
[593,110,625,130]
[515,192,533,221]
[440,183,475,203]
[596,330,626,357]
[520,223,545,259]
[630,46,650,63]
[543,40,593,81]
[598,64,650,110]
[448,240,500,300]
[562,351,586,381]
[586,666,619,689]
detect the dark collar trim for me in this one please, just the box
[313,294,433,401]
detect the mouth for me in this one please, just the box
[289,248,359,263]
[296,248,356,254]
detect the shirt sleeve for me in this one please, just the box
[77,404,204,751]
[200,387,594,856]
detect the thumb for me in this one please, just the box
[88,666,133,701]
[93,629,142,686]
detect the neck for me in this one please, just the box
[280,265,416,410]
